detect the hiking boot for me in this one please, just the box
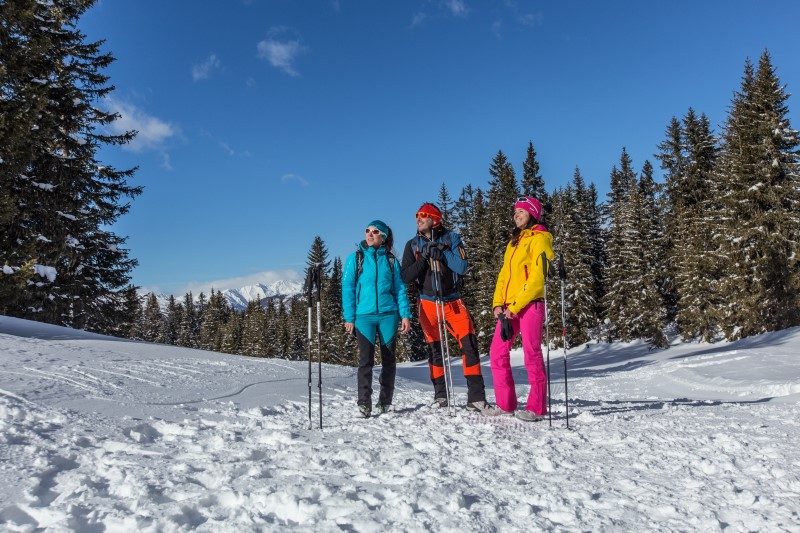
[514,410,543,422]
[356,405,371,418]
[375,403,392,415]
[431,397,448,408]
[465,400,493,414]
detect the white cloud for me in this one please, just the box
[106,98,176,153]
[160,152,173,171]
[257,28,307,77]
[492,19,503,38]
[192,54,221,81]
[519,12,543,27]
[177,269,302,297]
[410,12,427,27]
[281,173,309,187]
[444,0,468,17]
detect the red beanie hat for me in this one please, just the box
[416,203,442,226]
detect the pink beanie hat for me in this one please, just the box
[513,196,543,222]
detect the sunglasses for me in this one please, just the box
[516,197,539,212]
[416,212,431,219]
[365,228,383,235]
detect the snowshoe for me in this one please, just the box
[374,403,392,415]
[430,397,448,409]
[514,410,543,422]
[465,400,496,416]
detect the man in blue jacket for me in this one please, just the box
[400,203,490,413]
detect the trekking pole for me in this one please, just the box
[430,257,455,417]
[305,267,314,430]
[315,264,323,429]
[540,252,552,428]
[558,253,569,430]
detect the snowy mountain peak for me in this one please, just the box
[147,279,303,312]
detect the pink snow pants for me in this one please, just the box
[489,301,547,415]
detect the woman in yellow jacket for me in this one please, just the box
[490,196,554,421]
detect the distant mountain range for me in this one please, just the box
[149,279,304,312]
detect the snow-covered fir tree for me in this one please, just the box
[241,300,267,356]
[141,293,163,343]
[602,149,641,342]
[549,169,598,346]
[199,289,229,352]
[177,292,196,348]
[629,161,667,346]
[160,295,181,345]
[0,0,141,333]
[715,52,800,338]
[521,140,550,216]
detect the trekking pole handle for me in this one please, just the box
[558,253,567,281]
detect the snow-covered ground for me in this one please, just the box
[1,314,799,531]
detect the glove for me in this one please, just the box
[419,244,431,261]
[499,314,514,342]
[428,245,443,261]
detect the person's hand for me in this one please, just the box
[503,308,514,319]
[399,318,411,334]
[420,243,431,261]
[493,306,503,318]
[344,322,354,334]
[428,245,443,261]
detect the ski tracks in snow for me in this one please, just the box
[2,382,800,531]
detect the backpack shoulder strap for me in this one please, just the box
[355,248,364,284]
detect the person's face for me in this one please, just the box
[416,213,434,232]
[514,208,531,229]
[365,226,384,246]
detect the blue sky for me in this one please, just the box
[79,0,800,296]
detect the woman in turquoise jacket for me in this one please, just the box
[342,220,411,418]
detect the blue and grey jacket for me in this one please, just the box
[400,227,468,302]
[342,242,412,323]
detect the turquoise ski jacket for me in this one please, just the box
[342,242,411,323]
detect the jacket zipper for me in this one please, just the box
[503,245,518,305]
[374,251,380,313]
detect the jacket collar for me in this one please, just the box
[359,241,386,255]
[417,225,447,242]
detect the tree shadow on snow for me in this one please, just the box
[566,396,774,418]
[667,327,800,361]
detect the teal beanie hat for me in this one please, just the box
[367,219,390,238]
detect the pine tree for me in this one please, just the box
[160,295,181,345]
[629,161,667,346]
[487,150,521,254]
[655,115,686,323]
[241,300,267,356]
[437,182,454,227]
[123,286,143,340]
[221,312,243,355]
[521,140,549,213]
[551,168,598,346]
[0,0,141,333]
[586,182,606,325]
[199,289,228,352]
[602,149,640,342]
[715,52,800,337]
[177,292,196,348]
[141,293,163,343]
[275,298,290,358]
[467,187,496,347]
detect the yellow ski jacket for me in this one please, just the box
[492,226,554,314]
